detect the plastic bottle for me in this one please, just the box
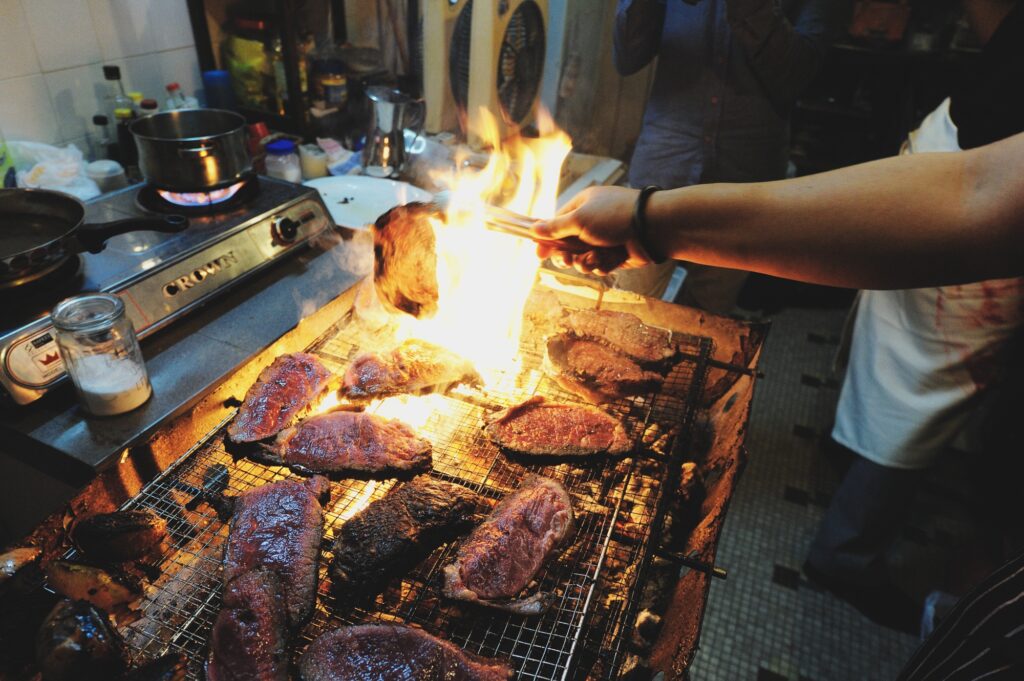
[0,126,15,188]
[127,91,144,115]
[103,65,134,125]
[139,99,159,116]
[165,82,198,110]
[265,139,302,183]
[91,115,112,160]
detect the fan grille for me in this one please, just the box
[498,0,545,124]
[449,0,473,112]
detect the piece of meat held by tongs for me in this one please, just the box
[443,475,575,615]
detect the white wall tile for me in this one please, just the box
[89,0,195,61]
[0,0,41,80]
[23,0,102,72]
[123,48,201,108]
[0,75,62,143]
[44,63,110,142]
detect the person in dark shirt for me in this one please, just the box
[611,0,837,309]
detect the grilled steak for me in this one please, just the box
[342,339,480,400]
[263,411,432,477]
[330,476,486,594]
[228,353,334,443]
[545,333,666,404]
[223,475,330,628]
[443,475,575,615]
[484,396,632,457]
[206,569,288,681]
[559,308,676,366]
[299,624,511,681]
[373,202,441,319]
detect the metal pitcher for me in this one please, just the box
[362,86,425,178]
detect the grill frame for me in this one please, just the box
[58,299,727,680]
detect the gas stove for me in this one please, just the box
[0,176,332,405]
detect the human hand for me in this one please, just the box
[531,186,655,275]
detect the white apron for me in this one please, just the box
[832,98,1024,469]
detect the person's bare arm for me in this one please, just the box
[534,132,1024,289]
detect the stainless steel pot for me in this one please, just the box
[130,109,251,191]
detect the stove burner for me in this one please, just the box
[158,182,245,207]
[136,175,260,215]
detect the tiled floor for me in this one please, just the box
[688,306,923,681]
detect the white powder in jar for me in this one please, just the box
[70,353,152,416]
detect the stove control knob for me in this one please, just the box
[271,215,300,243]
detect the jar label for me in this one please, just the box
[6,329,65,387]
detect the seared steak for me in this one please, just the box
[484,396,632,457]
[299,624,511,681]
[443,475,575,615]
[223,476,330,628]
[559,308,676,365]
[206,569,288,681]
[373,202,441,319]
[263,411,432,477]
[545,334,665,404]
[330,476,486,594]
[342,339,480,400]
[228,353,334,443]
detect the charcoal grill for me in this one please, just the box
[51,281,763,680]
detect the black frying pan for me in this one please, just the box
[0,188,188,286]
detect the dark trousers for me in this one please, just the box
[807,454,923,586]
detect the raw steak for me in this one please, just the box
[545,333,665,404]
[342,339,480,400]
[443,475,575,615]
[263,410,432,477]
[228,353,334,443]
[206,569,288,681]
[373,202,441,319]
[559,308,676,365]
[299,624,511,681]
[484,396,632,457]
[223,476,330,628]
[330,475,486,594]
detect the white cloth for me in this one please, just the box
[832,98,1024,469]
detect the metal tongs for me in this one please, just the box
[433,191,630,271]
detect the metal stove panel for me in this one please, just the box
[1,177,333,405]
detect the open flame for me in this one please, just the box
[157,181,246,207]
[392,107,571,385]
[311,109,571,519]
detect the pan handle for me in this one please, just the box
[75,215,189,254]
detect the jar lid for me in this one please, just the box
[266,139,296,155]
[52,293,125,333]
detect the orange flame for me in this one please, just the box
[389,107,571,386]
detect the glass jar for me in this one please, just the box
[265,139,302,183]
[52,293,152,417]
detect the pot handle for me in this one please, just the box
[75,215,189,254]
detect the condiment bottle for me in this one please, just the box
[265,139,302,183]
[139,98,159,116]
[102,65,133,125]
[52,293,152,417]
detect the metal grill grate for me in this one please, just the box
[73,304,714,680]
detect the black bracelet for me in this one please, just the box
[632,185,666,264]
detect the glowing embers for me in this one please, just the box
[157,181,246,208]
